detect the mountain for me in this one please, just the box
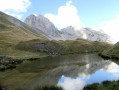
[60,26,83,40]
[61,26,111,42]
[24,14,111,43]
[0,11,47,57]
[0,12,112,59]
[24,14,64,40]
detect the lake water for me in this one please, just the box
[0,54,119,90]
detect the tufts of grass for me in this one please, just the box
[35,85,63,90]
[14,86,63,90]
[83,80,119,90]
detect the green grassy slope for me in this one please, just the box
[101,42,119,59]
[57,39,112,54]
[0,11,47,58]
[16,38,112,55]
[84,80,119,90]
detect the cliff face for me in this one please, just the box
[24,14,111,43]
[24,14,64,40]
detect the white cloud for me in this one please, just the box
[58,76,86,90]
[104,62,119,80]
[101,14,119,43]
[45,0,85,30]
[104,62,119,73]
[0,0,31,19]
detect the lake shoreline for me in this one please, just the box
[0,52,99,71]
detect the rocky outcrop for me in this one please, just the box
[34,43,64,55]
[0,56,22,71]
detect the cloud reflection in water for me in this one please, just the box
[57,62,119,90]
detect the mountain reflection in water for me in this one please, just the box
[24,54,119,90]
[0,54,119,90]
[57,58,119,90]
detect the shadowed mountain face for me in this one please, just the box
[24,14,111,43]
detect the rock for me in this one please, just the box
[24,14,112,43]
[24,14,64,40]
[0,56,10,64]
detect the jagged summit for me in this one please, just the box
[60,26,111,42]
[24,14,64,40]
[24,14,111,43]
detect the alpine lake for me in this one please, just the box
[0,54,119,90]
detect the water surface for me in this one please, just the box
[0,54,119,90]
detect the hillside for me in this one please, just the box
[0,12,112,59]
[0,11,47,58]
[16,39,112,55]
[100,42,119,59]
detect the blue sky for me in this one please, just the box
[23,0,119,29]
[0,0,119,42]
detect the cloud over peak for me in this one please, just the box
[45,0,85,30]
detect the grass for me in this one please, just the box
[15,38,112,57]
[57,39,112,54]
[13,86,63,90]
[100,42,119,59]
[0,11,48,59]
[34,86,63,90]
[83,80,119,90]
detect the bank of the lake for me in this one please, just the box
[0,55,49,71]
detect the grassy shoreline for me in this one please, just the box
[0,54,49,71]
[84,80,119,90]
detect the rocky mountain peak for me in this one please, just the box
[24,14,64,40]
[24,14,112,43]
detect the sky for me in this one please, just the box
[0,0,119,43]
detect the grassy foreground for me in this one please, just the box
[1,80,119,90]
[84,80,119,90]
[0,85,63,90]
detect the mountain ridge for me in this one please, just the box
[24,14,111,43]
[0,11,112,59]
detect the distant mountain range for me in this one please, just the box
[24,14,111,43]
